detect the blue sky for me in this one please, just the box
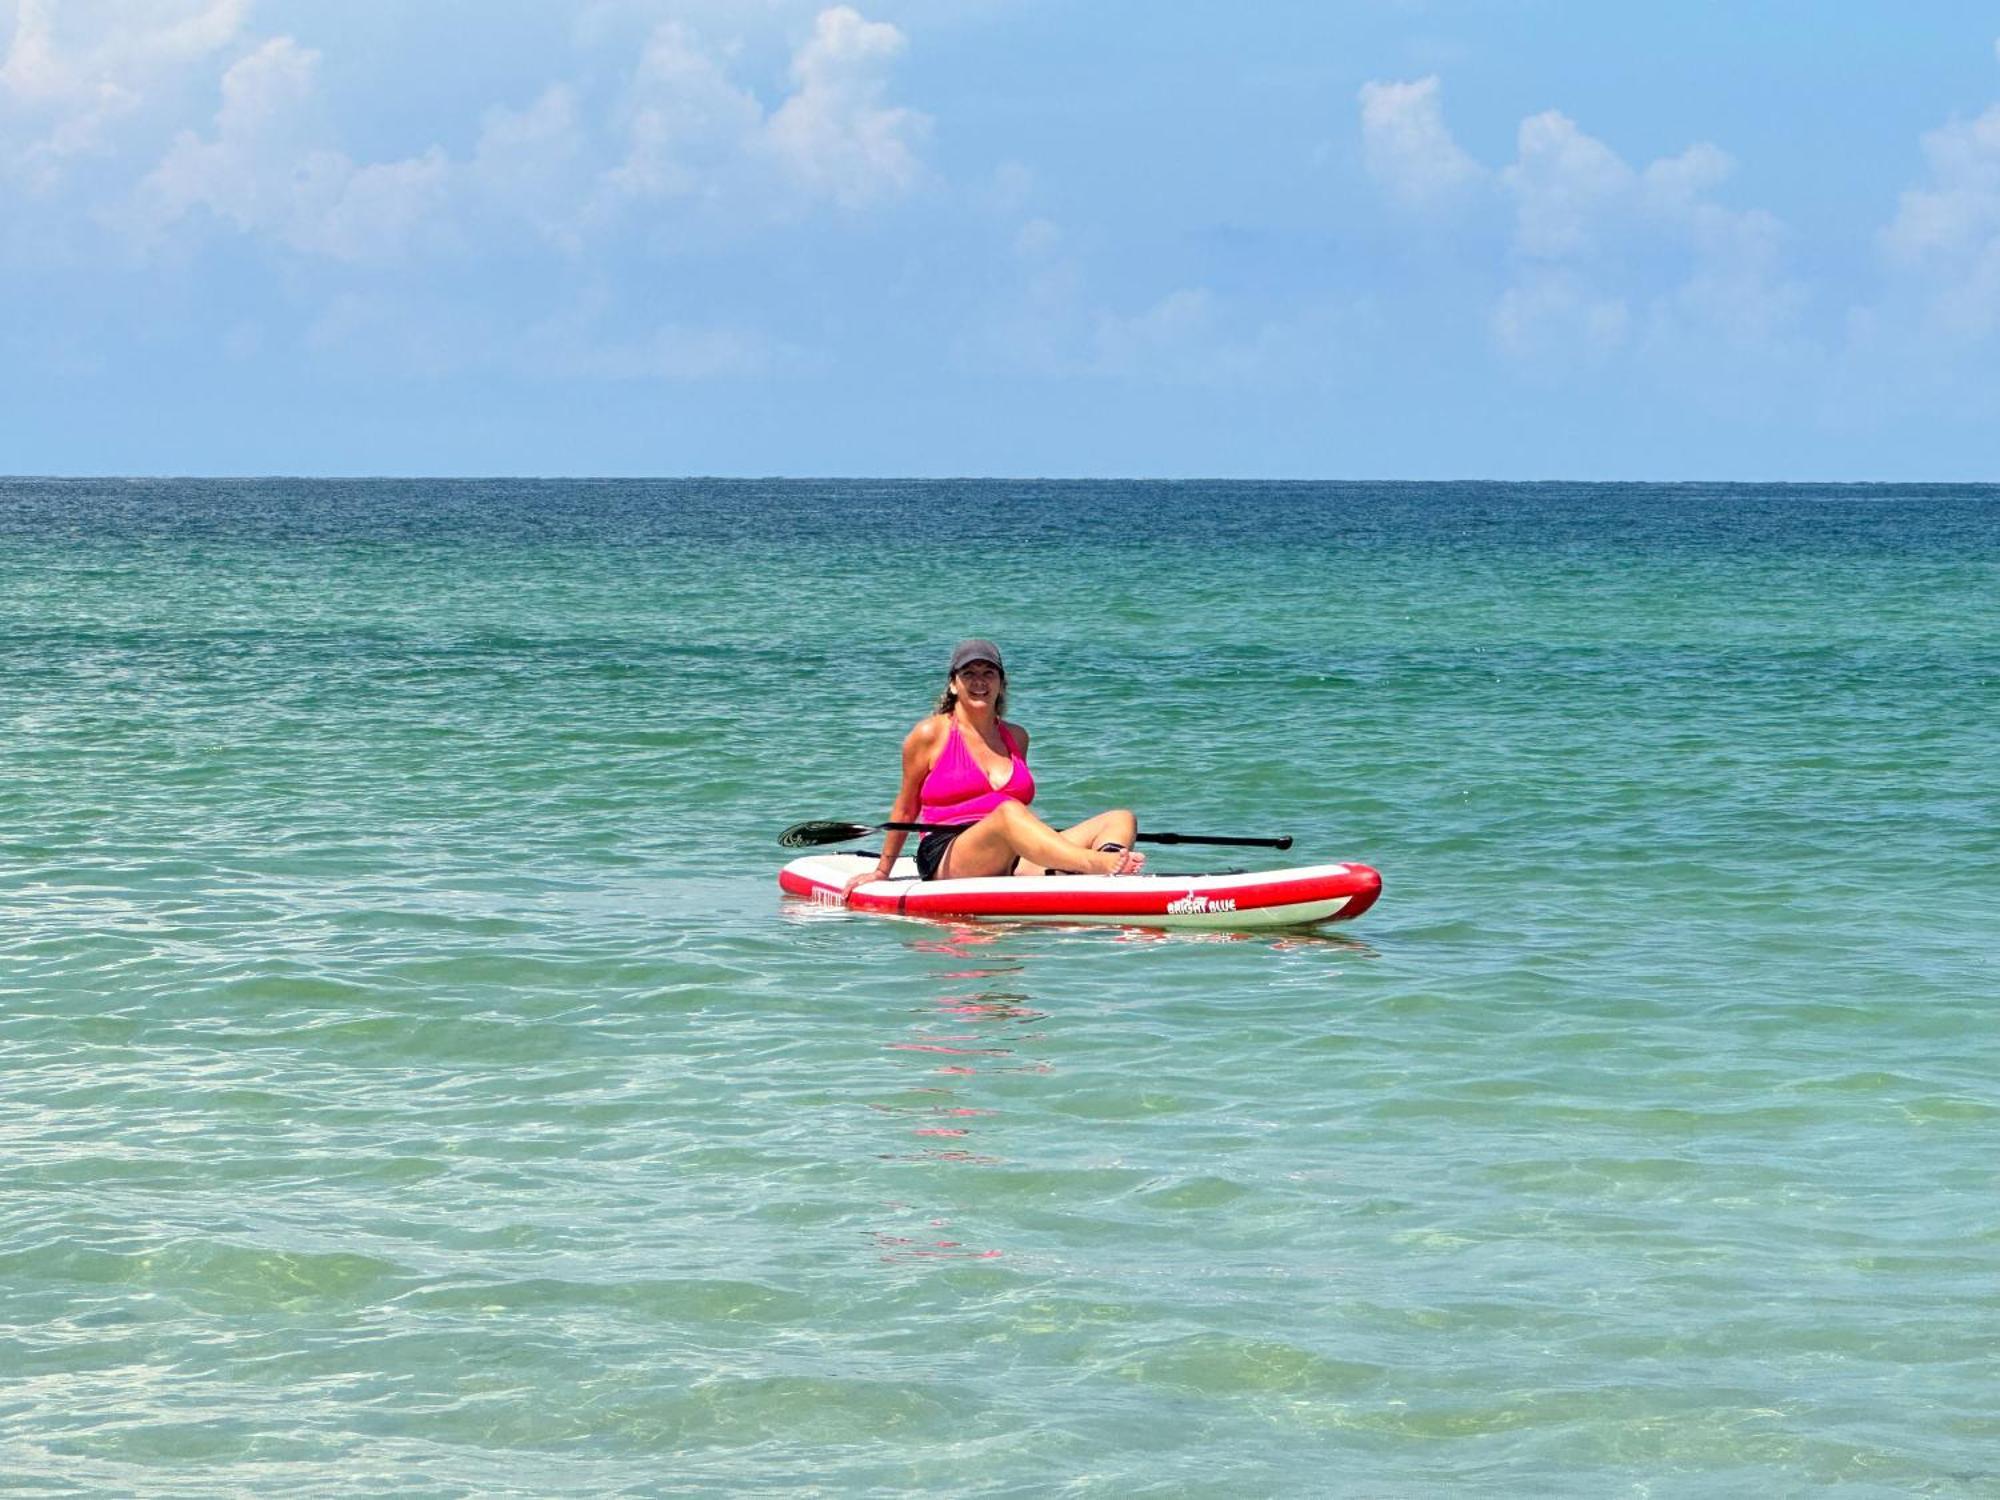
[4,0,2000,478]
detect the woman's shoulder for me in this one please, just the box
[1002,719,1030,750]
[898,714,949,773]
[905,714,951,748]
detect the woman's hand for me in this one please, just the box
[842,865,892,902]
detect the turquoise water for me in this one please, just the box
[3,479,1995,1496]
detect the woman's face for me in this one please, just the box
[952,660,1002,707]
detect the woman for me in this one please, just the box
[842,639,1144,900]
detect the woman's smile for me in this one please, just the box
[955,665,1000,697]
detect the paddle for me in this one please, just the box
[779,819,1292,851]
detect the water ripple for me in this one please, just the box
[2,480,1996,1495]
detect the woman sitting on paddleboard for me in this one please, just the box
[843,639,1144,900]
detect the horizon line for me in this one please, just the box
[4,474,1996,487]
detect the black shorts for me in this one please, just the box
[914,825,968,881]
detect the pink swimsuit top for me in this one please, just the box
[919,720,1035,826]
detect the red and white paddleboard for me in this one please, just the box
[778,853,1382,930]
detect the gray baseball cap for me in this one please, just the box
[948,638,1004,674]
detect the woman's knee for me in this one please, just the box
[992,800,1031,830]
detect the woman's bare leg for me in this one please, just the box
[940,801,1141,879]
[1014,809,1140,876]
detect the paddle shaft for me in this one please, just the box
[873,820,1291,851]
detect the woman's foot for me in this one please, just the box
[1095,842,1145,877]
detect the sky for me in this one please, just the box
[4,0,2000,479]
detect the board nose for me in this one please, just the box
[1341,864,1383,921]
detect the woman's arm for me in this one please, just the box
[844,718,940,895]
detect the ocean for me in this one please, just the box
[2,478,1995,1496]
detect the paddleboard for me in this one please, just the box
[778,853,1382,930]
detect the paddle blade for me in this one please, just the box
[778,820,874,848]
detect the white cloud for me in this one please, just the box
[0,0,249,108]
[135,38,451,263]
[1504,110,1632,258]
[1669,199,1796,342]
[75,3,929,393]
[1359,75,1800,361]
[603,21,762,204]
[30,4,926,266]
[1357,75,1481,210]
[761,5,925,208]
[602,6,927,216]
[1881,102,2000,336]
[1642,140,1733,211]
[0,0,249,187]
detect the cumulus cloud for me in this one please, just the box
[0,0,249,187]
[1358,75,1481,210]
[1,0,930,403]
[1670,196,1792,342]
[603,21,763,204]
[134,38,451,263]
[1358,75,1800,361]
[114,4,927,264]
[1880,101,2000,336]
[1643,139,1733,210]
[1504,110,1632,258]
[604,5,927,216]
[761,6,925,207]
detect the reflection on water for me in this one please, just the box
[845,913,1380,1266]
[863,928,1055,1261]
[881,928,1050,1167]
